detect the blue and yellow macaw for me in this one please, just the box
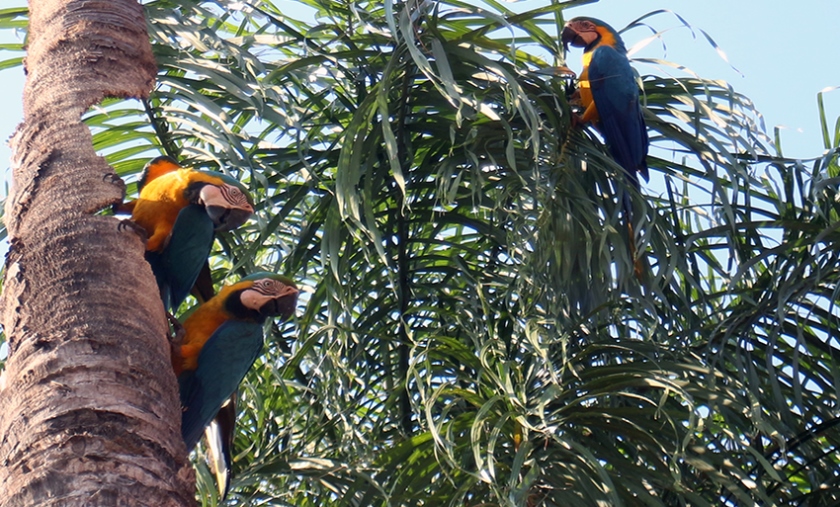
[120,156,255,310]
[172,272,299,495]
[561,17,649,278]
[561,17,649,189]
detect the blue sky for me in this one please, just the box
[0,0,837,175]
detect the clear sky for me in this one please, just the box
[0,0,837,178]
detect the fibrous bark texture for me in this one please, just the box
[0,1,194,505]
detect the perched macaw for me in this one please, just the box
[561,17,649,279]
[123,156,255,310]
[561,17,649,189]
[182,278,240,501]
[173,273,299,482]
[180,273,238,501]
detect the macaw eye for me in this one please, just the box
[252,278,284,295]
[220,184,250,207]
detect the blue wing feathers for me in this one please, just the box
[589,45,649,186]
[148,205,215,311]
[179,320,265,450]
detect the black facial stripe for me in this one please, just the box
[184,181,208,204]
[225,288,265,322]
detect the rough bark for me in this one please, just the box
[0,1,195,505]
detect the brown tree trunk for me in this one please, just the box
[0,1,195,505]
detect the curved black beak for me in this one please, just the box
[560,25,577,53]
[259,292,299,321]
[207,207,252,232]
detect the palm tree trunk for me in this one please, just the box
[0,1,194,505]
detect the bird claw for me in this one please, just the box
[166,311,185,346]
[570,113,585,129]
[117,219,148,244]
[102,172,123,185]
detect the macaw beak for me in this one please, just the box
[240,284,300,320]
[207,206,253,232]
[562,23,598,50]
[199,184,254,231]
[560,25,577,52]
[259,290,299,320]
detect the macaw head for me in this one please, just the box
[224,272,299,322]
[140,156,256,232]
[561,17,625,53]
[186,172,255,232]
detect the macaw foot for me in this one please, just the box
[117,219,148,244]
[102,172,123,186]
[166,312,186,374]
[166,311,185,347]
[104,173,127,214]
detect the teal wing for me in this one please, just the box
[147,204,215,310]
[179,321,264,451]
